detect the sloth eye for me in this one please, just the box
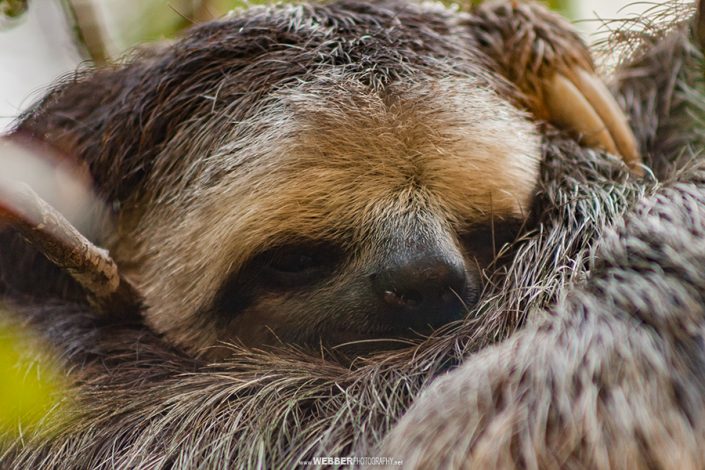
[269,253,318,273]
[460,220,523,267]
[212,241,343,317]
[259,242,343,288]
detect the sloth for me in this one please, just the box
[4,1,703,468]
[1,0,639,359]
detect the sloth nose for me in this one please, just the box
[372,255,469,327]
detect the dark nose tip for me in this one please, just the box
[372,255,470,327]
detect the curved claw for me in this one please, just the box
[543,69,643,176]
[697,0,705,52]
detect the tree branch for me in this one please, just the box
[0,173,142,316]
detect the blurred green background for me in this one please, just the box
[0,319,67,441]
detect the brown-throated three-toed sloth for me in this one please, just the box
[1,0,639,358]
[7,0,705,468]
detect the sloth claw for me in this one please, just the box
[543,68,643,175]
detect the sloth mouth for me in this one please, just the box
[317,288,476,354]
[321,324,438,353]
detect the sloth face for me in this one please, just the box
[120,77,539,357]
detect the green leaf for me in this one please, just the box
[0,322,68,439]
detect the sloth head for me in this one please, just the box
[21,0,628,358]
[115,76,539,356]
[8,0,640,359]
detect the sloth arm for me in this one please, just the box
[461,1,641,173]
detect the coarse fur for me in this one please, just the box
[2,0,705,469]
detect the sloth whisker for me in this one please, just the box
[331,337,419,350]
[448,286,470,313]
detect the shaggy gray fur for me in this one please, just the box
[383,175,705,468]
[383,7,705,467]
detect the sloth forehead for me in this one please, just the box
[202,77,540,241]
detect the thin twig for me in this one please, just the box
[0,183,142,316]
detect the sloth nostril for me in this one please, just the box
[383,289,423,308]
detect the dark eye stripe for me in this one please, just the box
[210,240,345,320]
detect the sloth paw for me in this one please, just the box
[543,68,641,174]
[465,1,642,174]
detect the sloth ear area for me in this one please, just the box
[464,1,642,175]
